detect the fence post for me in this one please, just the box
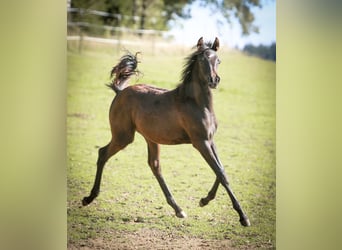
[116,28,121,54]
[78,24,83,54]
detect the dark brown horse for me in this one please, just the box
[82,37,250,227]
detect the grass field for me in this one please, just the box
[67,41,275,249]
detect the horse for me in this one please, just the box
[82,37,250,227]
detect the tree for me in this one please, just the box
[199,0,265,35]
[242,42,276,61]
[70,0,271,36]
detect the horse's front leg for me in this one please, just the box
[199,178,220,207]
[193,140,250,227]
[199,143,222,207]
[146,139,186,218]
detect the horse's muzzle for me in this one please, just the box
[209,75,220,89]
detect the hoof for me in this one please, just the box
[82,197,91,206]
[176,210,187,218]
[199,198,208,207]
[240,217,251,227]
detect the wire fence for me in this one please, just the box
[67,7,171,54]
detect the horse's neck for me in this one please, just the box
[177,62,214,110]
[197,83,213,109]
[193,63,214,109]
[185,79,214,110]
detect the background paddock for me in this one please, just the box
[67,41,275,249]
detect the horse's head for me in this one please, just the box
[196,37,221,89]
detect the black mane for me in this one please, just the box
[180,41,213,85]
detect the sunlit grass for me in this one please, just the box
[67,43,275,248]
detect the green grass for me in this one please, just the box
[67,43,275,248]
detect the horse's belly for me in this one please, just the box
[135,117,190,145]
[127,88,190,144]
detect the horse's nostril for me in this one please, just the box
[216,76,220,83]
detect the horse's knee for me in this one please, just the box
[214,167,229,185]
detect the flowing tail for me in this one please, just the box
[107,52,140,93]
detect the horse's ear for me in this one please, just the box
[212,37,220,51]
[197,37,204,50]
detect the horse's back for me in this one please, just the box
[110,84,191,145]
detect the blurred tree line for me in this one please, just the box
[70,0,269,35]
[242,43,276,61]
[70,0,188,31]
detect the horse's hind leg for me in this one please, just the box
[82,143,118,206]
[82,135,133,206]
[146,139,186,218]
